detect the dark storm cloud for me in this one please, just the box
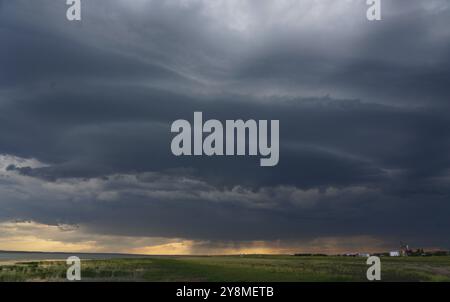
[232,0,450,105]
[2,87,449,188]
[1,0,450,249]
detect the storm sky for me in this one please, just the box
[1,0,450,254]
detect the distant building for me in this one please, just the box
[344,253,358,257]
[358,253,370,257]
[390,251,400,257]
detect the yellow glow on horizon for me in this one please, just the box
[0,221,396,256]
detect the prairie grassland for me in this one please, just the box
[1,255,450,282]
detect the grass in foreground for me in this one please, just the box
[1,255,450,282]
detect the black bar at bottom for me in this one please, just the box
[0,282,448,299]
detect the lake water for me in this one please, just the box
[0,251,152,262]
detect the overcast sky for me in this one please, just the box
[1,0,450,254]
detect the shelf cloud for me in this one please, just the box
[1,0,450,253]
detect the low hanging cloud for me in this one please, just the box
[0,220,392,255]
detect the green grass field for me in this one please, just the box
[1,255,450,282]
